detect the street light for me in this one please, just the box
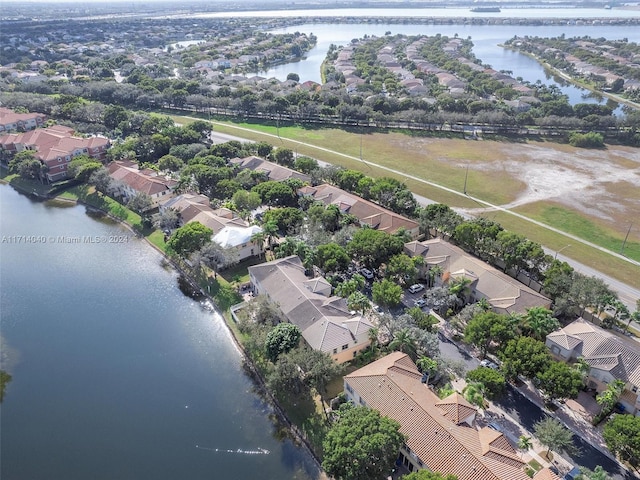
[463,164,469,195]
[555,244,571,260]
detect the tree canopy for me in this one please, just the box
[265,323,301,362]
[322,405,407,480]
[166,222,213,257]
[603,414,640,471]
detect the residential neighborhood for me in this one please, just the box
[2,100,640,480]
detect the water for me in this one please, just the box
[0,185,318,480]
[245,22,638,111]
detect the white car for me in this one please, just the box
[480,359,499,370]
[414,299,427,308]
[407,284,425,294]
[360,268,374,279]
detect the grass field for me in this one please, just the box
[170,114,640,286]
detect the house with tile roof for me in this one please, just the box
[230,155,311,183]
[298,184,420,239]
[344,352,531,479]
[248,255,374,363]
[0,124,110,182]
[404,238,550,314]
[546,318,640,415]
[160,193,263,262]
[0,107,46,133]
[107,160,177,208]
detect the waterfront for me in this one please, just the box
[246,22,638,111]
[0,185,319,480]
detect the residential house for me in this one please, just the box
[161,193,263,261]
[546,318,640,415]
[230,155,311,183]
[212,224,264,263]
[298,184,420,238]
[344,352,531,479]
[248,255,373,363]
[108,160,177,208]
[404,238,551,314]
[0,124,110,182]
[0,107,46,133]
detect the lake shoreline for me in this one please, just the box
[1,177,328,478]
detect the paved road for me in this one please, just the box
[494,386,637,480]
[207,126,640,310]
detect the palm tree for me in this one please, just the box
[523,307,559,341]
[427,264,443,288]
[347,291,370,315]
[261,220,280,259]
[573,356,591,384]
[250,230,266,259]
[596,379,626,415]
[517,435,533,459]
[368,327,380,353]
[462,381,486,409]
[388,328,418,360]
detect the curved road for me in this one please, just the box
[205,121,640,310]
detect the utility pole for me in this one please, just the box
[620,223,633,255]
[463,164,469,195]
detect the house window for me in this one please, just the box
[333,348,337,355]
[342,344,348,350]
[251,249,254,256]
[345,383,353,394]
[633,386,638,393]
[353,351,357,358]
[359,397,366,406]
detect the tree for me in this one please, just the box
[322,405,406,480]
[372,279,403,309]
[462,381,486,409]
[596,379,626,415]
[388,328,419,360]
[292,348,344,414]
[534,417,575,457]
[417,356,438,385]
[517,435,533,458]
[126,192,153,213]
[500,337,551,380]
[464,312,518,358]
[335,274,365,298]
[153,208,180,231]
[536,361,584,402]
[88,167,112,193]
[265,323,301,362]
[385,253,419,287]
[0,370,12,402]
[286,72,300,82]
[9,150,44,181]
[273,147,294,167]
[465,367,506,398]
[263,207,304,234]
[346,229,404,269]
[294,156,318,174]
[166,222,213,257]
[603,414,640,471]
[315,242,350,273]
[575,465,614,480]
[157,154,184,172]
[347,291,370,315]
[522,307,559,341]
[232,189,262,212]
[68,155,103,181]
[250,230,266,259]
[403,471,458,480]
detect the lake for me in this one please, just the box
[248,22,638,111]
[0,185,319,480]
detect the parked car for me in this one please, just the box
[407,284,425,294]
[414,299,427,308]
[563,467,581,480]
[360,268,374,279]
[480,359,499,370]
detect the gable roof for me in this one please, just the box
[230,155,310,183]
[299,184,419,237]
[406,238,550,314]
[249,256,373,358]
[108,161,177,196]
[547,318,640,387]
[345,353,528,480]
[161,193,249,235]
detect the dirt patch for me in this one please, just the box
[458,142,640,237]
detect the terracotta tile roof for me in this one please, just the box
[534,467,562,480]
[108,161,176,197]
[345,353,529,480]
[299,184,419,237]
